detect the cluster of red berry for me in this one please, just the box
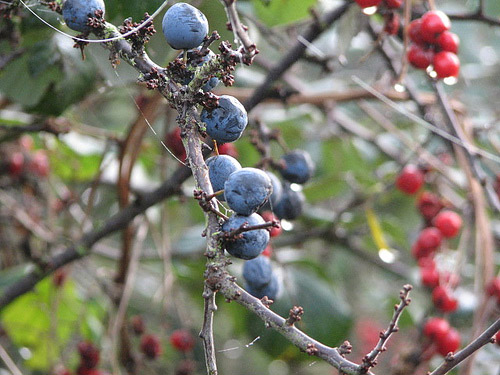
[1,135,50,178]
[422,317,460,357]
[76,341,102,375]
[130,315,163,359]
[396,164,465,358]
[165,127,238,163]
[407,10,460,79]
[396,164,463,313]
[354,0,403,36]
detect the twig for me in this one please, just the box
[218,277,374,375]
[0,165,192,310]
[219,0,258,62]
[244,1,351,111]
[429,318,500,375]
[359,284,412,373]
[0,344,23,375]
[432,81,500,212]
[200,286,218,375]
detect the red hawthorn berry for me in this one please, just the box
[354,0,382,8]
[432,286,458,313]
[53,268,67,288]
[495,174,500,201]
[141,334,162,359]
[420,10,451,44]
[420,266,440,288]
[436,31,459,54]
[407,44,434,70]
[19,135,34,150]
[170,329,195,352]
[417,191,443,221]
[76,365,102,375]
[217,142,238,158]
[384,12,400,35]
[165,127,186,162]
[262,244,273,257]
[433,51,460,79]
[77,342,100,369]
[423,317,450,340]
[261,211,282,237]
[8,152,24,176]
[434,210,462,238]
[417,257,436,269]
[408,19,425,44]
[416,227,442,253]
[176,359,196,375]
[396,164,425,194]
[495,330,500,347]
[384,0,403,9]
[130,315,145,336]
[30,150,50,177]
[485,277,500,299]
[435,327,460,356]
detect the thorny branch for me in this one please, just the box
[359,285,412,373]
[429,318,500,375]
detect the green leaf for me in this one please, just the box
[252,0,318,26]
[1,278,83,371]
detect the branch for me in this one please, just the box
[218,277,374,375]
[429,318,500,375]
[359,285,412,373]
[244,1,351,111]
[0,165,191,310]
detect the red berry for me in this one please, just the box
[384,0,402,9]
[495,330,500,347]
[170,329,195,352]
[8,152,24,176]
[432,286,458,313]
[165,127,186,162]
[77,342,100,369]
[131,315,145,335]
[396,165,425,194]
[423,317,450,340]
[261,211,282,237]
[434,210,462,238]
[76,366,102,375]
[436,31,459,54]
[407,44,434,70]
[485,277,500,299]
[418,257,436,269]
[30,150,50,177]
[420,11,451,44]
[433,51,460,78]
[19,135,34,150]
[261,244,272,257]
[408,19,425,45]
[141,334,162,359]
[354,0,382,8]
[53,268,67,288]
[416,227,442,253]
[217,143,238,158]
[435,327,460,356]
[384,12,400,35]
[420,266,440,288]
[417,191,443,221]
